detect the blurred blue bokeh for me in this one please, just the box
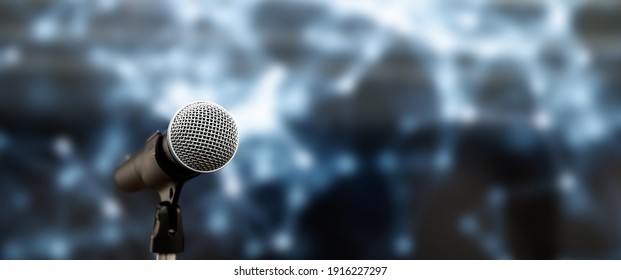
[1,0,621,259]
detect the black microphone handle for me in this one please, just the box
[114,131,198,193]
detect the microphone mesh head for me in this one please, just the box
[167,101,238,173]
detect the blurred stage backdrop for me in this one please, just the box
[1,0,621,260]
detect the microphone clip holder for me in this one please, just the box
[150,201,184,255]
[150,182,185,258]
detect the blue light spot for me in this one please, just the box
[335,153,357,175]
[433,149,452,171]
[53,135,73,158]
[102,226,121,243]
[558,171,576,193]
[207,209,229,235]
[394,235,413,255]
[460,214,478,236]
[245,240,262,258]
[32,18,57,42]
[399,116,418,133]
[288,185,307,209]
[481,234,505,259]
[48,237,69,259]
[273,231,292,252]
[57,164,82,190]
[3,242,22,259]
[487,187,505,208]
[378,151,397,172]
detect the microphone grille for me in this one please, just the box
[167,101,238,173]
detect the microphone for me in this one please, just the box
[114,101,238,259]
[114,101,238,194]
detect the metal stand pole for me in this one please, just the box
[156,253,176,260]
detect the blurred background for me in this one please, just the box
[1,0,621,259]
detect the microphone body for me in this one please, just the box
[114,131,197,193]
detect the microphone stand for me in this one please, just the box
[117,131,198,260]
[151,182,185,260]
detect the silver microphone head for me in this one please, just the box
[167,101,238,173]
